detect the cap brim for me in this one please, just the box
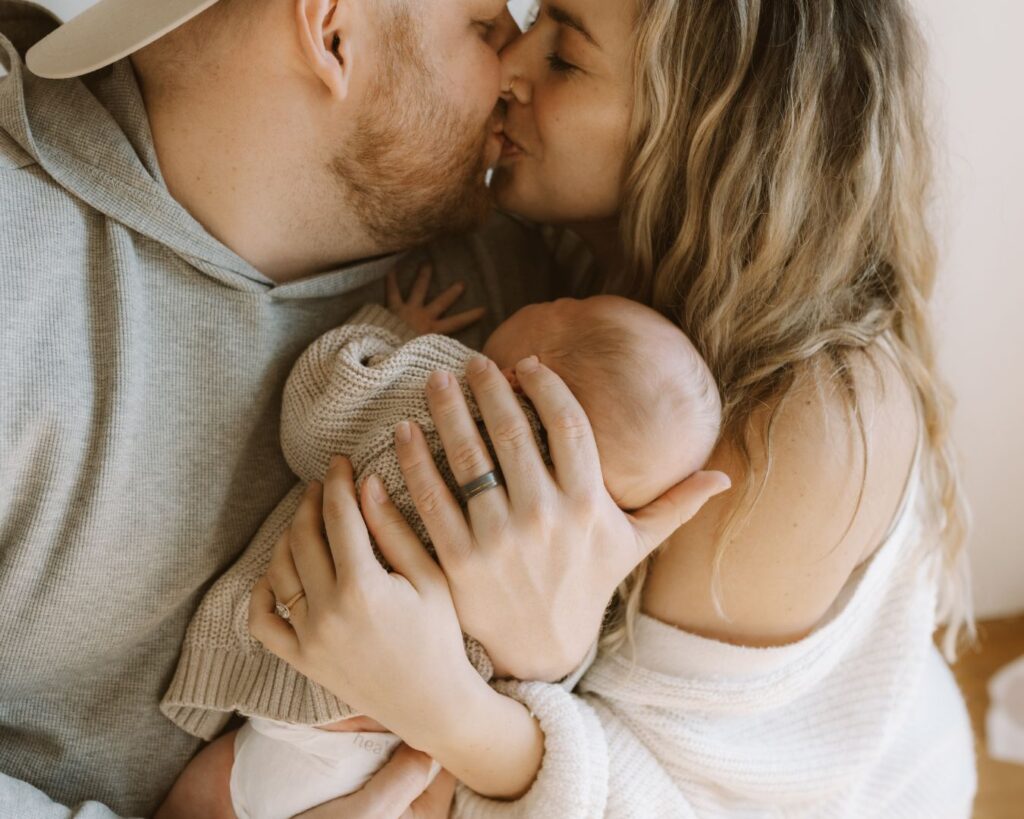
[26,0,222,79]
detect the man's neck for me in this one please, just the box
[130,59,383,284]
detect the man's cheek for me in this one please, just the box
[462,53,502,112]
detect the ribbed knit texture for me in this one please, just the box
[160,304,554,739]
[451,429,978,817]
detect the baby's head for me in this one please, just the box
[482,295,722,510]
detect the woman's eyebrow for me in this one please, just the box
[547,4,600,48]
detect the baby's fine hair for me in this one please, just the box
[542,300,723,508]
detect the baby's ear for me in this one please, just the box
[500,367,524,394]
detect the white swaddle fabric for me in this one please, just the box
[230,716,436,819]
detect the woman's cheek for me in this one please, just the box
[579,100,632,215]
[539,98,624,220]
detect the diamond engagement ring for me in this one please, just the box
[459,469,504,502]
[274,590,306,622]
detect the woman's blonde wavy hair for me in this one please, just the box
[597,0,976,663]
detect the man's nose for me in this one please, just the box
[491,7,520,52]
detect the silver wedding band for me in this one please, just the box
[459,469,503,502]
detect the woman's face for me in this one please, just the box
[491,0,636,225]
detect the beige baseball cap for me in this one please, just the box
[26,0,222,79]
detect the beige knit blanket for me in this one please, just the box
[160,304,548,740]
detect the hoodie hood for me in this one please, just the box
[0,0,399,297]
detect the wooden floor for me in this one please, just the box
[939,614,1024,819]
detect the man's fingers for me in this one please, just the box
[402,766,456,818]
[630,470,733,559]
[513,356,604,504]
[292,745,438,818]
[354,744,440,818]
[434,307,487,334]
[464,356,551,511]
[424,371,497,489]
[394,420,476,569]
[360,474,444,591]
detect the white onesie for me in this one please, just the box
[229,716,439,819]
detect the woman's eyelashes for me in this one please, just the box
[546,51,579,75]
[519,5,578,75]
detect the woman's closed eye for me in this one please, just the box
[546,52,579,75]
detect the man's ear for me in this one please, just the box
[295,0,354,100]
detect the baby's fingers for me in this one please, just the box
[409,263,432,306]
[433,307,487,335]
[426,281,467,318]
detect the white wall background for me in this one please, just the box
[26,1,1024,617]
[911,1,1024,618]
[509,0,533,25]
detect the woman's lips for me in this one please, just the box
[500,132,525,160]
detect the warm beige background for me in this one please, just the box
[912,0,1024,618]
[27,1,1024,617]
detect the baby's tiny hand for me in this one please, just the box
[387,263,487,336]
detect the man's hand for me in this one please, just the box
[294,744,455,819]
[394,354,733,681]
[386,263,486,336]
[155,726,453,819]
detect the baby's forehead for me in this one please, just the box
[578,294,662,324]
[575,296,684,346]
[568,299,695,375]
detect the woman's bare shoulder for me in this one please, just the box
[642,338,920,647]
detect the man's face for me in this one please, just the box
[331,0,516,250]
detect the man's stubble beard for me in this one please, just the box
[330,11,495,251]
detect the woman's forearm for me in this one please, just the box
[410,677,544,800]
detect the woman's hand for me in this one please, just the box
[394,354,732,682]
[247,457,483,750]
[248,459,549,800]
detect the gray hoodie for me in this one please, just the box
[0,2,556,815]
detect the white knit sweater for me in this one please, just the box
[453,428,978,817]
